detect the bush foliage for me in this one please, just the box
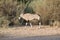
[0,0,60,27]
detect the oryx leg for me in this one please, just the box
[25,22,28,27]
[30,23,32,28]
[39,22,41,28]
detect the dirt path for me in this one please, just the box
[0,26,60,38]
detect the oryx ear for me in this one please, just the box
[18,17,21,19]
[20,13,23,17]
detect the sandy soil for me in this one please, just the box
[0,25,60,38]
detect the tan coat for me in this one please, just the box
[20,13,40,21]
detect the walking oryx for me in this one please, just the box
[19,13,41,28]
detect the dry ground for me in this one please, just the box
[0,25,60,38]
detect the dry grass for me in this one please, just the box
[0,25,60,38]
